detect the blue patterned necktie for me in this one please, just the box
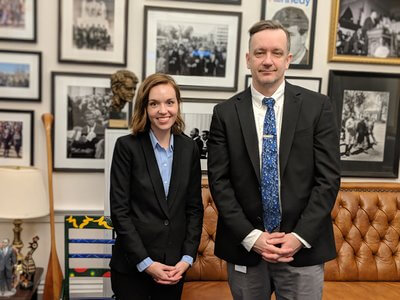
[261,97,281,232]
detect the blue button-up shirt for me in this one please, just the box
[136,131,193,272]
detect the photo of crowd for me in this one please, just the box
[0,62,29,87]
[336,1,400,57]
[340,90,388,162]
[0,121,23,159]
[67,85,112,159]
[0,0,25,28]
[156,21,228,77]
[72,0,114,51]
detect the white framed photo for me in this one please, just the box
[52,72,129,172]
[0,0,36,42]
[0,109,34,166]
[58,0,128,66]
[0,50,41,101]
[143,6,242,91]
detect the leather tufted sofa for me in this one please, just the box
[182,180,400,300]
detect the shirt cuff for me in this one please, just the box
[291,232,311,248]
[181,255,194,266]
[241,229,263,252]
[136,257,154,272]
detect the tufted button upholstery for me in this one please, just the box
[325,182,400,282]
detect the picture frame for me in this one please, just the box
[328,0,400,65]
[0,109,34,166]
[245,74,322,93]
[261,0,317,69]
[52,72,130,172]
[181,98,222,173]
[328,70,400,178]
[58,0,128,66]
[0,50,41,101]
[0,0,36,42]
[164,0,241,4]
[143,6,242,91]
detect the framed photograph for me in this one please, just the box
[245,74,321,93]
[164,0,241,4]
[328,0,400,65]
[52,72,130,172]
[0,109,34,166]
[182,98,222,173]
[58,0,128,66]
[0,0,36,42]
[0,50,41,101]
[261,0,317,69]
[143,6,242,91]
[328,70,400,178]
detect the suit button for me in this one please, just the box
[257,216,262,223]
[164,220,169,226]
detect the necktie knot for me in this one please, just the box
[263,97,275,109]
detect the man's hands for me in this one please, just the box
[253,232,302,263]
[144,261,190,285]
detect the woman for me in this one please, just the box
[109,73,203,300]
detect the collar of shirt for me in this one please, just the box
[250,80,285,109]
[149,130,174,152]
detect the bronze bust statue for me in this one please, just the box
[111,70,139,112]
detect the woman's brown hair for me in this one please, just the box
[130,73,185,135]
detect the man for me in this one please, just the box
[272,7,309,65]
[0,239,17,296]
[190,128,203,154]
[201,130,209,159]
[208,20,340,299]
[361,10,378,55]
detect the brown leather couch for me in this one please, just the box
[182,180,400,300]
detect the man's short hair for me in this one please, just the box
[248,20,291,52]
[272,7,309,35]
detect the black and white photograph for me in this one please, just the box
[0,109,34,166]
[181,98,221,172]
[0,0,36,42]
[0,50,41,101]
[329,0,400,65]
[59,0,128,66]
[144,6,241,91]
[245,74,321,93]
[340,90,388,162]
[328,70,400,178]
[262,0,317,69]
[52,72,129,172]
[72,0,114,51]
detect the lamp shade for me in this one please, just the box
[0,166,49,219]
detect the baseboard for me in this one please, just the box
[37,277,110,298]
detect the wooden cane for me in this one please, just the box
[42,113,63,300]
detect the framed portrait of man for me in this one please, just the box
[262,0,317,69]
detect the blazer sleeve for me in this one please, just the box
[207,106,256,244]
[182,141,203,260]
[110,137,149,265]
[293,96,341,245]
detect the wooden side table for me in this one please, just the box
[0,267,43,300]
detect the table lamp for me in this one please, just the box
[0,166,49,261]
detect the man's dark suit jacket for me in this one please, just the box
[110,132,203,274]
[207,82,340,267]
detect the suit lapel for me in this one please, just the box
[280,82,302,179]
[236,88,261,184]
[167,134,181,208]
[140,133,170,218]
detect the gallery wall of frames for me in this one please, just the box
[0,0,400,213]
